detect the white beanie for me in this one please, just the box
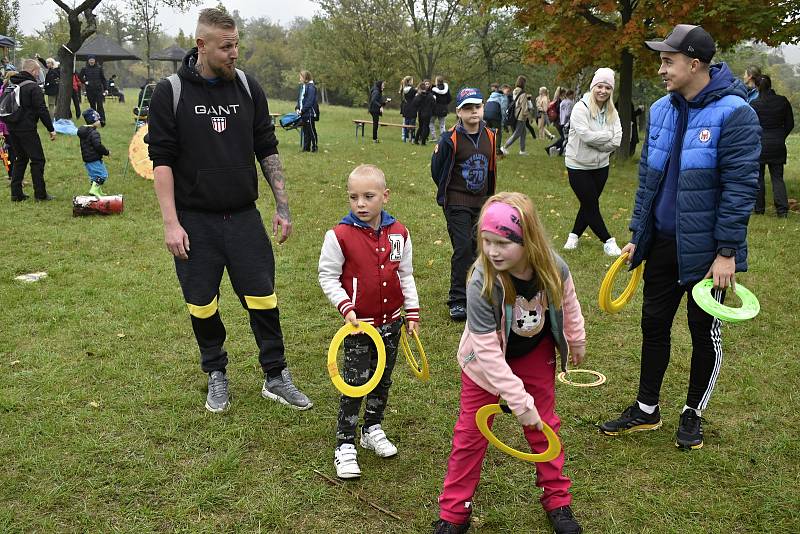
[590,67,615,90]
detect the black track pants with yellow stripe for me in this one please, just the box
[174,208,286,375]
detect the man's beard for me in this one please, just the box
[210,61,236,81]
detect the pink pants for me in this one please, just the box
[438,336,572,524]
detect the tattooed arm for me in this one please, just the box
[259,153,292,243]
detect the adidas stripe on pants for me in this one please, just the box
[637,236,725,411]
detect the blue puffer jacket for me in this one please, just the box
[629,63,761,284]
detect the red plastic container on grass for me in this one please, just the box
[72,195,124,216]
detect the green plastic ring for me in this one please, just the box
[691,279,760,323]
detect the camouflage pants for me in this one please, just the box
[336,320,401,445]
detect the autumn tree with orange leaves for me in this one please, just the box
[502,0,800,157]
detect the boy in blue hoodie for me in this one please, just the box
[599,25,760,450]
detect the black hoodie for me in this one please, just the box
[6,71,54,133]
[147,48,278,212]
[368,81,386,114]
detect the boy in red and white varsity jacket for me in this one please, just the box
[319,164,420,480]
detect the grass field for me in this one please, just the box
[1,96,799,533]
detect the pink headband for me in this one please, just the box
[481,201,523,244]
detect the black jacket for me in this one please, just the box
[412,90,435,120]
[80,64,107,96]
[751,89,794,164]
[431,83,451,117]
[368,81,386,115]
[147,48,278,212]
[35,58,61,97]
[6,71,54,132]
[77,126,109,162]
[401,86,417,118]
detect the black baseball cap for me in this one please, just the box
[645,24,716,63]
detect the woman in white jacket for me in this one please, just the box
[563,68,622,256]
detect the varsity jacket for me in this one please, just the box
[457,258,585,421]
[431,122,497,208]
[319,211,420,327]
[147,48,278,212]
[629,63,760,283]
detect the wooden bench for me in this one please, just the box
[353,119,415,138]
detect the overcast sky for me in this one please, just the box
[18,0,319,36]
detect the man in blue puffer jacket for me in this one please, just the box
[599,25,760,450]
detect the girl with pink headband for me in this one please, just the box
[435,192,587,534]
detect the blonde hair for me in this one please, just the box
[587,86,618,123]
[475,192,563,309]
[348,163,387,189]
[399,76,413,94]
[299,70,312,83]
[538,86,548,96]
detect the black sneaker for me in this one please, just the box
[449,304,467,322]
[11,194,29,202]
[432,519,470,533]
[598,403,662,435]
[675,409,704,450]
[34,194,54,202]
[547,506,582,534]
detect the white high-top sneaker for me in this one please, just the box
[563,233,579,250]
[360,424,398,458]
[334,444,361,479]
[603,237,622,256]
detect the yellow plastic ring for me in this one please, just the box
[400,328,430,381]
[475,404,561,463]
[327,322,386,398]
[557,369,607,387]
[599,252,643,313]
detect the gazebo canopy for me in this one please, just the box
[0,35,15,48]
[76,35,140,61]
[149,44,186,62]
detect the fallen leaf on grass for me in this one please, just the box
[427,260,434,267]
[434,240,443,245]
[116,333,125,338]
[10,360,20,366]
[546,194,555,199]
[88,401,100,408]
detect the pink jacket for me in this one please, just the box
[456,256,585,422]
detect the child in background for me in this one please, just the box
[431,87,496,321]
[319,164,420,480]
[434,192,586,534]
[77,108,110,196]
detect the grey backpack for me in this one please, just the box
[0,80,35,123]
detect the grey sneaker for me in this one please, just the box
[205,370,230,413]
[262,368,313,410]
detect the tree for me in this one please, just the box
[400,0,465,79]
[0,0,20,38]
[504,0,800,158]
[306,0,407,104]
[98,4,135,46]
[52,0,104,119]
[127,0,200,78]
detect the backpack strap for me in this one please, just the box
[167,73,181,116]
[167,69,252,117]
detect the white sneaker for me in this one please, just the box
[518,151,529,156]
[603,237,622,256]
[563,233,579,250]
[360,424,398,458]
[499,145,509,155]
[334,444,361,479]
